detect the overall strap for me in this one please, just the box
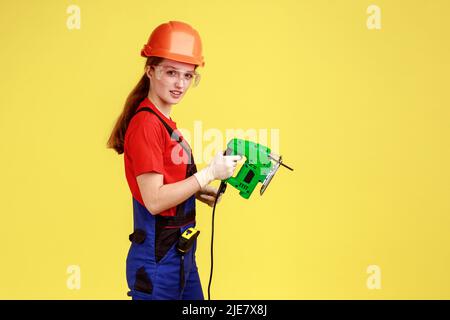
[133,107,192,156]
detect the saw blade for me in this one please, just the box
[260,157,281,196]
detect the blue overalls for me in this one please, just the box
[125,107,204,300]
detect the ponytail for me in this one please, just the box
[107,56,164,154]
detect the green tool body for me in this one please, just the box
[219,138,293,199]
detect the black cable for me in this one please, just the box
[208,181,226,300]
[207,188,219,300]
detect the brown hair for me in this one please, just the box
[107,56,164,154]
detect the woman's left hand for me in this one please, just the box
[195,185,222,207]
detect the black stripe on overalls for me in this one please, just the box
[130,107,197,264]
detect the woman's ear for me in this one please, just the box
[145,65,152,79]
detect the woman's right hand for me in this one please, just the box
[208,151,242,180]
[194,151,242,189]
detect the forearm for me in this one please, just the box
[151,175,202,214]
[138,152,241,215]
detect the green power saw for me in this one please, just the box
[218,138,294,199]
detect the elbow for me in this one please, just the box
[142,187,165,215]
[147,203,161,215]
[142,198,161,215]
[136,173,165,215]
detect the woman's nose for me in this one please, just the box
[175,78,185,89]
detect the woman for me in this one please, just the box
[107,21,241,300]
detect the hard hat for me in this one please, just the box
[141,21,205,67]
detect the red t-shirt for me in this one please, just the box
[124,97,191,217]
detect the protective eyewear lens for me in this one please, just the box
[155,65,201,87]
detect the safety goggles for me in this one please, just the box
[154,65,201,88]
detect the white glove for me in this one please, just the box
[194,151,242,189]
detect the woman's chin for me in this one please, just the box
[167,96,181,104]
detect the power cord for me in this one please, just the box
[207,180,227,300]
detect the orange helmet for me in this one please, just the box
[141,21,205,67]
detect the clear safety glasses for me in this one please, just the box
[154,65,201,88]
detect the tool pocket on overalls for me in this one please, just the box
[134,266,153,294]
[129,229,146,244]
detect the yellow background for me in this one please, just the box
[0,0,449,299]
